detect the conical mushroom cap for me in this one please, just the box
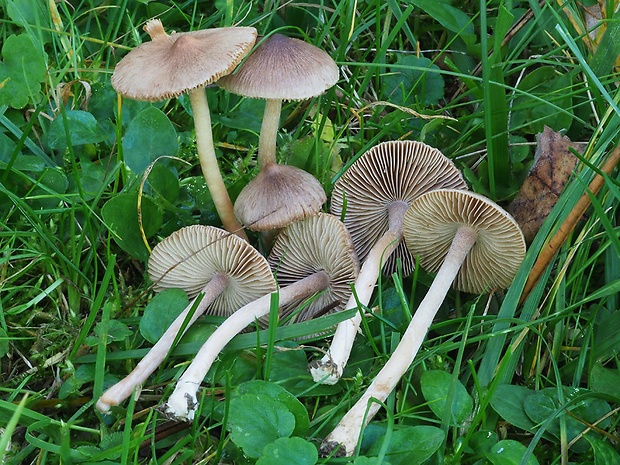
[112,19,257,101]
[218,33,339,101]
[403,189,526,293]
[148,225,276,316]
[234,163,327,231]
[268,213,359,323]
[331,140,467,277]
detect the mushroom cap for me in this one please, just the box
[111,19,257,101]
[234,163,327,231]
[148,225,276,317]
[403,189,526,293]
[217,33,339,101]
[268,213,359,323]
[331,140,467,277]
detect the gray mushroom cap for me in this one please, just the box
[148,225,276,316]
[268,213,359,323]
[403,189,526,293]
[331,140,468,277]
[234,163,327,231]
[217,33,339,101]
[111,19,257,101]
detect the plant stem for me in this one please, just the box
[189,89,247,240]
[96,274,230,412]
[321,226,477,456]
[162,270,330,421]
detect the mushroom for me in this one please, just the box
[162,213,359,421]
[96,225,275,412]
[310,140,467,385]
[111,19,257,239]
[320,189,526,456]
[218,33,339,231]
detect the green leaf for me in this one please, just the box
[486,439,540,465]
[509,66,573,135]
[408,0,474,35]
[146,164,180,204]
[46,110,107,150]
[589,363,620,401]
[139,288,189,344]
[122,106,179,173]
[354,457,392,465]
[583,435,620,465]
[233,380,310,437]
[382,56,444,106]
[490,384,538,432]
[256,437,318,465]
[366,426,444,465]
[420,370,473,425]
[0,328,9,358]
[101,192,163,261]
[0,34,47,109]
[227,393,296,458]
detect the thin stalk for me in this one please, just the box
[310,201,409,384]
[96,274,230,412]
[163,271,330,421]
[321,227,478,456]
[189,89,247,240]
[258,98,283,169]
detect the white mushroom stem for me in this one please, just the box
[96,273,229,413]
[321,226,478,456]
[189,89,248,241]
[310,201,409,384]
[258,98,282,169]
[162,270,330,421]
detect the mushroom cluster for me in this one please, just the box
[98,16,527,462]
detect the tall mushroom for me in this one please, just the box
[310,140,467,385]
[162,213,359,421]
[96,225,275,412]
[320,189,526,456]
[111,19,256,239]
[217,33,339,231]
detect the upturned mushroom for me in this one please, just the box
[162,213,359,421]
[320,189,526,456]
[111,19,256,239]
[96,225,275,412]
[218,33,339,230]
[310,140,467,385]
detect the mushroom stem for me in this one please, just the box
[96,273,230,413]
[189,89,248,240]
[321,226,478,456]
[310,201,409,384]
[257,98,282,170]
[162,270,331,421]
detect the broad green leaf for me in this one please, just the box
[0,34,47,109]
[122,106,179,173]
[382,56,444,106]
[490,384,538,431]
[146,164,180,204]
[408,0,474,35]
[26,168,68,210]
[227,393,296,458]
[420,370,473,425]
[583,435,620,465]
[46,110,107,149]
[486,439,540,465]
[469,430,498,456]
[509,66,573,134]
[101,192,163,261]
[354,458,392,465]
[366,426,444,465]
[234,380,310,437]
[256,437,317,465]
[0,132,17,162]
[266,344,315,397]
[139,288,189,344]
[589,363,620,401]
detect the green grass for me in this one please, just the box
[1,1,619,464]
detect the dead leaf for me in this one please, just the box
[507,126,586,242]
